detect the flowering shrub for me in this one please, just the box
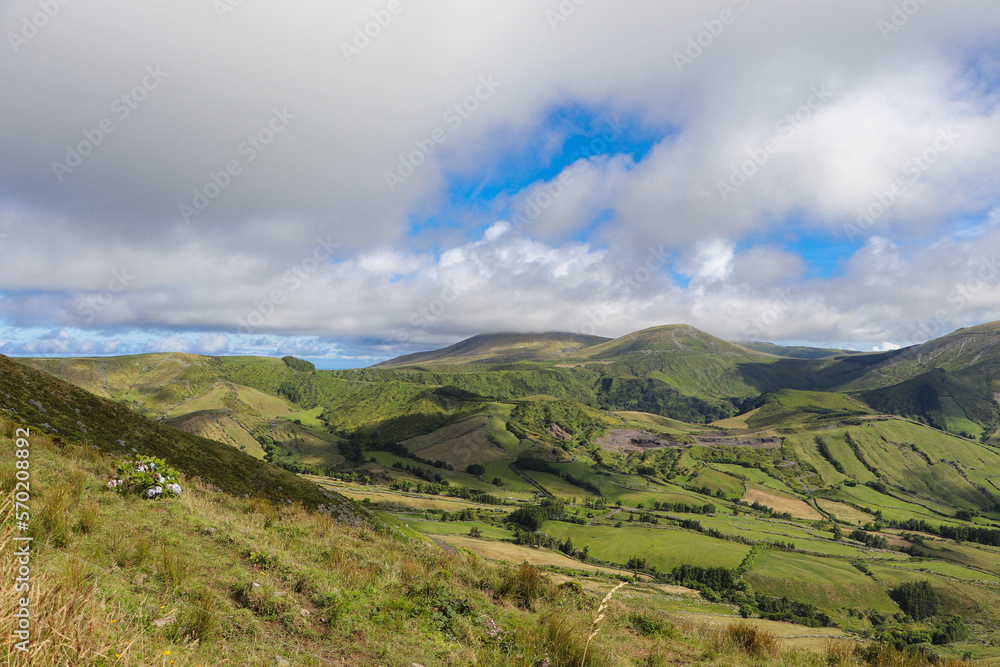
[107,456,182,499]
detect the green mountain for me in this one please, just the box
[373,331,610,367]
[739,341,864,360]
[832,324,1000,438]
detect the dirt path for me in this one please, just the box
[509,464,552,497]
[591,508,621,525]
[430,536,458,556]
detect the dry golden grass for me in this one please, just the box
[816,498,873,525]
[439,534,637,577]
[743,487,822,520]
[668,612,850,652]
[331,487,485,510]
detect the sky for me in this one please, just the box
[1,1,999,368]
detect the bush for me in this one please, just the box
[722,621,779,658]
[628,612,675,638]
[933,616,969,645]
[495,562,549,609]
[107,455,182,499]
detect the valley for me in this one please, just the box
[7,322,1000,664]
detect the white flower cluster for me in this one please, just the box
[144,483,182,498]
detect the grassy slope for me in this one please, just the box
[0,355,353,516]
[0,419,923,667]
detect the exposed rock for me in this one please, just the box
[152,615,176,628]
[546,423,573,441]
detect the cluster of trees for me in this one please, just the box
[671,564,739,591]
[513,453,603,496]
[505,498,566,532]
[889,581,939,621]
[389,479,504,505]
[281,356,316,372]
[850,529,889,550]
[739,499,794,521]
[751,594,833,627]
[651,500,717,514]
[887,517,1000,547]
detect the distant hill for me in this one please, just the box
[738,341,864,360]
[373,332,610,367]
[23,320,1000,444]
[835,323,1000,438]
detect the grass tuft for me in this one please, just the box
[720,620,780,658]
[580,580,626,667]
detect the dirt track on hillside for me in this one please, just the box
[594,429,676,453]
[595,428,781,453]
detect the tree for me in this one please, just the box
[832,524,843,541]
[466,463,486,477]
[890,581,939,620]
[281,355,315,372]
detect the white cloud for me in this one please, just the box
[0,1,999,357]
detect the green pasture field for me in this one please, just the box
[707,462,797,493]
[541,521,751,571]
[745,549,897,613]
[884,560,1000,584]
[368,451,526,497]
[872,564,1000,627]
[687,467,744,498]
[832,484,965,526]
[386,515,515,540]
[276,405,324,427]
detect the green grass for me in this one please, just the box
[10,412,951,666]
[693,514,905,559]
[368,451,523,497]
[885,560,1000,584]
[541,521,751,571]
[523,470,598,498]
[387,515,514,540]
[164,384,232,418]
[832,484,966,527]
[907,538,1000,575]
[745,550,897,613]
[235,384,294,418]
[278,405,325,428]
[687,467,744,498]
[745,390,872,429]
[873,564,1000,627]
[707,463,797,493]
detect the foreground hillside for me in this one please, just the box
[0,354,356,516]
[0,415,976,666]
